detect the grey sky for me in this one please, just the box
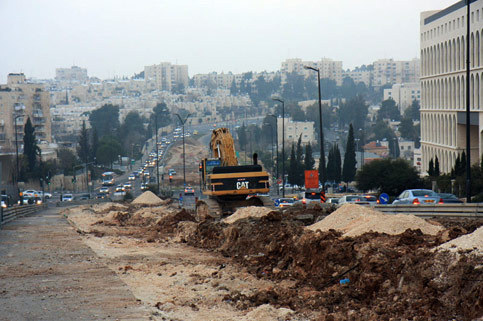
[0,0,455,82]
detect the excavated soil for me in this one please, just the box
[65,202,483,320]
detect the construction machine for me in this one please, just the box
[196,127,273,219]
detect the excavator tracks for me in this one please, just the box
[195,199,222,220]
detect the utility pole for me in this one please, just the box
[155,113,160,195]
[466,0,472,202]
[175,113,193,188]
[272,98,285,198]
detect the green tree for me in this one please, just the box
[334,144,342,183]
[342,124,357,183]
[90,127,99,163]
[23,117,40,175]
[356,158,420,195]
[295,135,304,185]
[288,144,297,185]
[151,103,172,128]
[89,104,120,138]
[304,143,315,170]
[77,120,90,164]
[434,156,440,177]
[404,100,420,121]
[326,146,334,182]
[428,158,435,176]
[57,148,77,175]
[378,98,401,121]
[399,116,417,140]
[96,136,123,168]
[237,124,247,151]
[339,95,368,131]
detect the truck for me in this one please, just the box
[196,128,273,219]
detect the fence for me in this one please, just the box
[374,203,483,218]
[0,204,47,227]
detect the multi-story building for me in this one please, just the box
[277,117,315,147]
[343,68,373,87]
[55,66,88,83]
[383,82,421,114]
[144,62,189,92]
[0,73,52,153]
[373,58,420,88]
[420,0,483,174]
[281,58,344,85]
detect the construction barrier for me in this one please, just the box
[374,203,483,218]
[0,204,47,227]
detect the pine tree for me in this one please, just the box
[304,143,315,170]
[460,152,467,176]
[335,144,342,183]
[23,117,40,174]
[434,156,440,177]
[342,123,357,183]
[428,158,434,176]
[77,121,90,165]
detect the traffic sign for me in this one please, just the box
[379,193,389,204]
[277,179,282,185]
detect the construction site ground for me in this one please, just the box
[1,199,482,320]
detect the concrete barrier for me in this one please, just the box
[374,203,483,218]
[0,204,47,227]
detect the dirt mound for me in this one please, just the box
[98,211,131,226]
[438,226,483,255]
[223,206,275,224]
[91,202,128,214]
[307,204,444,236]
[242,304,294,320]
[153,208,196,234]
[132,191,163,205]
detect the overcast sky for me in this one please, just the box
[0,0,456,82]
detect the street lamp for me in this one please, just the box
[272,98,285,198]
[304,65,326,190]
[267,115,279,196]
[14,114,24,199]
[175,113,193,188]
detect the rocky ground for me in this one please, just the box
[61,194,483,321]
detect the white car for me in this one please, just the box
[128,175,136,181]
[99,187,109,194]
[61,194,73,202]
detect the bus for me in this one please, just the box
[101,172,115,186]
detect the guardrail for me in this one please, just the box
[374,203,483,218]
[0,204,47,227]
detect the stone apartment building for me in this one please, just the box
[0,73,52,153]
[281,58,344,85]
[383,82,421,114]
[372,58,420,89]
[144,62,189,92]
[277,117,315,147]
[55,66,88,84]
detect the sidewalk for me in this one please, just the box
[0,208,150,320]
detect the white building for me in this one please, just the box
[276,117,315,147]
[383,83,421,114]
[420,0,483,174]
[55,66,88,83]
[281,58,343,85]
[373,58,420,88]
[144,62,189,92]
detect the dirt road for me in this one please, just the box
[0,208,150,321]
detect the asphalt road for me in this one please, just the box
[0,207,150,320]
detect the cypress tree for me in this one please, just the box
[434,156,440,177]
[77,120,90,164]
[326,146,334,182]
[335,144,342,183]
[428,158,434,176]
[90,127,99,163]
[295,135,304,185]
[288,143,297,185]
[460,152,467,176]
[23,117,40,174]
[342,123,357,183]
[304,143,315,170]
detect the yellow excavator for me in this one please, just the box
[196,128,273,219]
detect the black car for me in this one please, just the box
[96,192,108,199]
[77,193,91,200]
[437,193,463,204]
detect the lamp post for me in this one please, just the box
[175,113,193,188]
[465,0,472,202]
[267,114,279,195]
[359,128,364,167]
[153,113,160,195]
[304,65,326,190]
[272,98,285,197]
[14,114,23,198]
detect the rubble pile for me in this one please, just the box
[131,191,164,206]
[223,206,276,224]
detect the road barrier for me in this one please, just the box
[0,204,47,227]
[374,203,483,218]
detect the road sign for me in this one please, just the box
[277,179,282,185]
[379,193,389,204]
[274,199,280,207]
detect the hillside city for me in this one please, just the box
[0,1,482,320]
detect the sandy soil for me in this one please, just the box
[165,138,208,186]
[65,204,302,320]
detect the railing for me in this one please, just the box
[0,204,47,227]
[374,203,483,218]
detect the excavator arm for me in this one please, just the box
[210,128,238,166]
